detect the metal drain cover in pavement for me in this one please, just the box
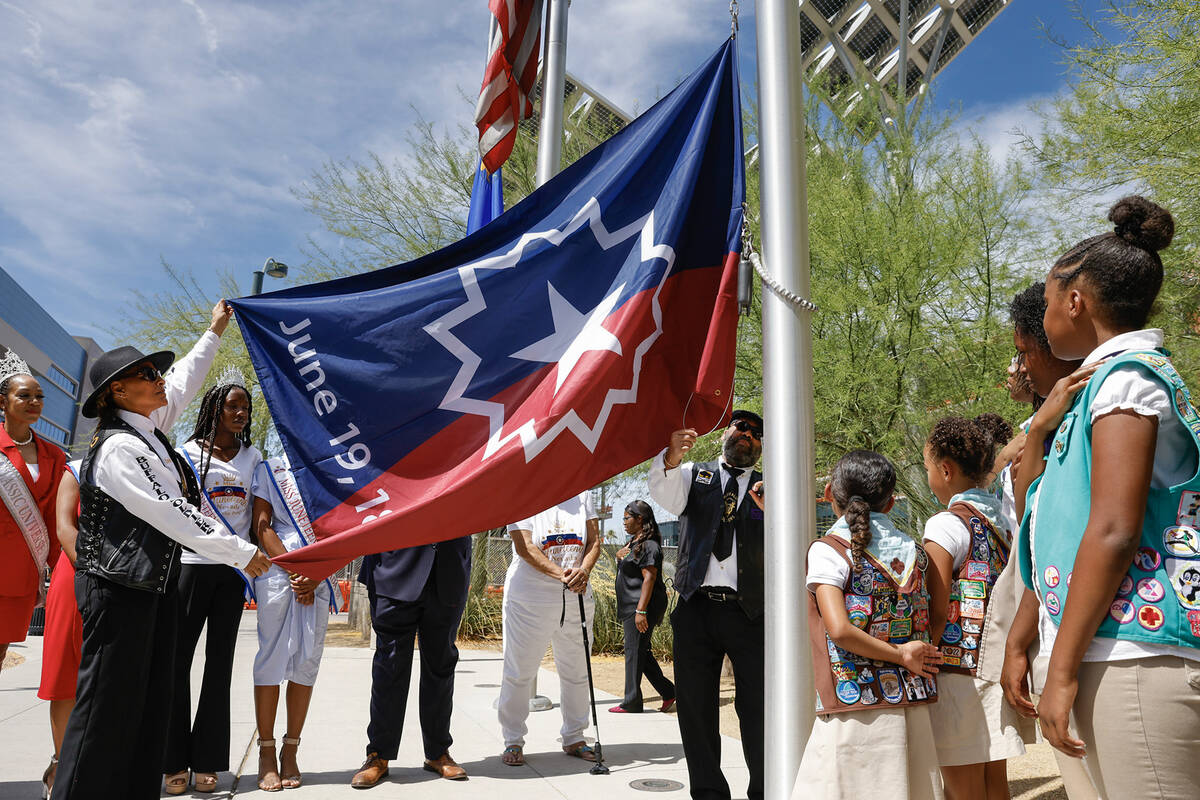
[630,778,686,792]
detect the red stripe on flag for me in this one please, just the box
[476,0,543,173]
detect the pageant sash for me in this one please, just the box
[0,449,50,606]
[263,461,338,613]
[181,449,256,602]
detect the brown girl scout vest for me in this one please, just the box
[935,502,1011,676]
[806,534,938,715]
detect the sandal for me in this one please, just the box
[258,739,282,793]
[501,745,524,766]
[280,736,303,789]
[562,741,598,762]
[194,772,218,793]
[163,770,190,796]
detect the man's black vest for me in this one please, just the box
[673,460,765,619]
[76,417,202,593]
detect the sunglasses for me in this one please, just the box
[119,365,163,383]
[731,419,763,439]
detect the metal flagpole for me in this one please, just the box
[528,0,569,712]
[754,0,817,797]
[535,0,569,186]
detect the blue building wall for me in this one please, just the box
[0,267,87,447]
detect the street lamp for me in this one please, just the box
[251,258,289,295]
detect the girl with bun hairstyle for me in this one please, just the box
[922,416,1032,800]
[792,450,943,800]
[1014,196,1200,799]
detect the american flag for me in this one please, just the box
[474,0,544,173]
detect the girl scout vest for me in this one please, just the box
[807,534,938,715]
[937,502,1011,676]
[1019,351,1200,649]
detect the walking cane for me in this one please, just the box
[576,593,610,775]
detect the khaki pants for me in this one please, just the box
[1074,656,1200,800]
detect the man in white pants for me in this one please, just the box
[498,491,602,766]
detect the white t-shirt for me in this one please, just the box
[179,440,263,566]
[806,534,852,591]
[506,492,597,602]
[1035,329,1200,664]
[922,512,972,571]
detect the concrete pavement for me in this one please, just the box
[0,612,749,798]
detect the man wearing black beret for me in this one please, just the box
[648,410,764,800]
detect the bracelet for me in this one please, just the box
[635,609,647,615]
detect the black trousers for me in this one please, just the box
[54,573,178,800]
[620,616,676,711]
[366,580,467,761]
[671,594,764,800]
[163,564,246,773]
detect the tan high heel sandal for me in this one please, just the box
[280,736,302,789]
[257,738,282,793]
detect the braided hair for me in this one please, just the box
[829,450,896,569]
[187,383,252,490]
[1051,195,1175,329]
[624,499,662,560]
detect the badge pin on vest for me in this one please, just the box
[1164,525,1200,558]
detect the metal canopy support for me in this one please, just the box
[798,0,1013,132]
[755,1,818,797]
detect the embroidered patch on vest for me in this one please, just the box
[965,560,990,580]
[1179,491,1200,528]
[1137,604,1165,631]
[696,469,714,485]
[860,685,879,705]
[960,597,986,618]
[960,618,981,635]
[1133,547,1162,572]
[878,669,903,703]
[1188,610,1200,637]
[1136,577,1165,603]
[1167,559,1200,610]
[1044,565,1060,588]
[941,622,962,644]
[1110,598,1136,624]
[1044,592,1060,616]
[836,681,861,704]
[1164,525,1200,558]
[1117,575,1134,597]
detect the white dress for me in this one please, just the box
[250,457,331,686]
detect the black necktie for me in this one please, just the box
[712,466,743,561]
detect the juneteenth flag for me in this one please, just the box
[232,40,744,580]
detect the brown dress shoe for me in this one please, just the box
[351,754,390,789]
[423,753,468,780]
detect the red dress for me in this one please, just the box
[39,549,82,699]
[0,428,65,643]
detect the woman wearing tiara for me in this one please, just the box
[163,368,264,795]
[248,452,333,791]
[0,348,66,669]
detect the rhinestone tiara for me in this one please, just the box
[214,363,250,390]
[0,349,32,386]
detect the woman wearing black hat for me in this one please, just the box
[53,301,271,800]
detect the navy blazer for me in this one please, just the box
[358,534,473,605]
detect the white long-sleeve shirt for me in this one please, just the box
[647,449,752,591]
[91,331,258,569]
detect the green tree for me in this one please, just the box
[1022,0,1200,372]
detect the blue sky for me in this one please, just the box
[1,1,1098,349]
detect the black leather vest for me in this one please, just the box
[75,417,202,594]
[673,460,765,618]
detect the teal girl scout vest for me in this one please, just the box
[1018,350,1200,648]
[806,535,938,714]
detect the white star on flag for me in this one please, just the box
[510,282,625,394]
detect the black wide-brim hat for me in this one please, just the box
[81,346,175,418]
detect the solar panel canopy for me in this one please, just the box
[799,0,1011,125]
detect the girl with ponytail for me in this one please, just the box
[792,450,942,800]
[1012,196,1200,798]
[922,416,1031,800]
